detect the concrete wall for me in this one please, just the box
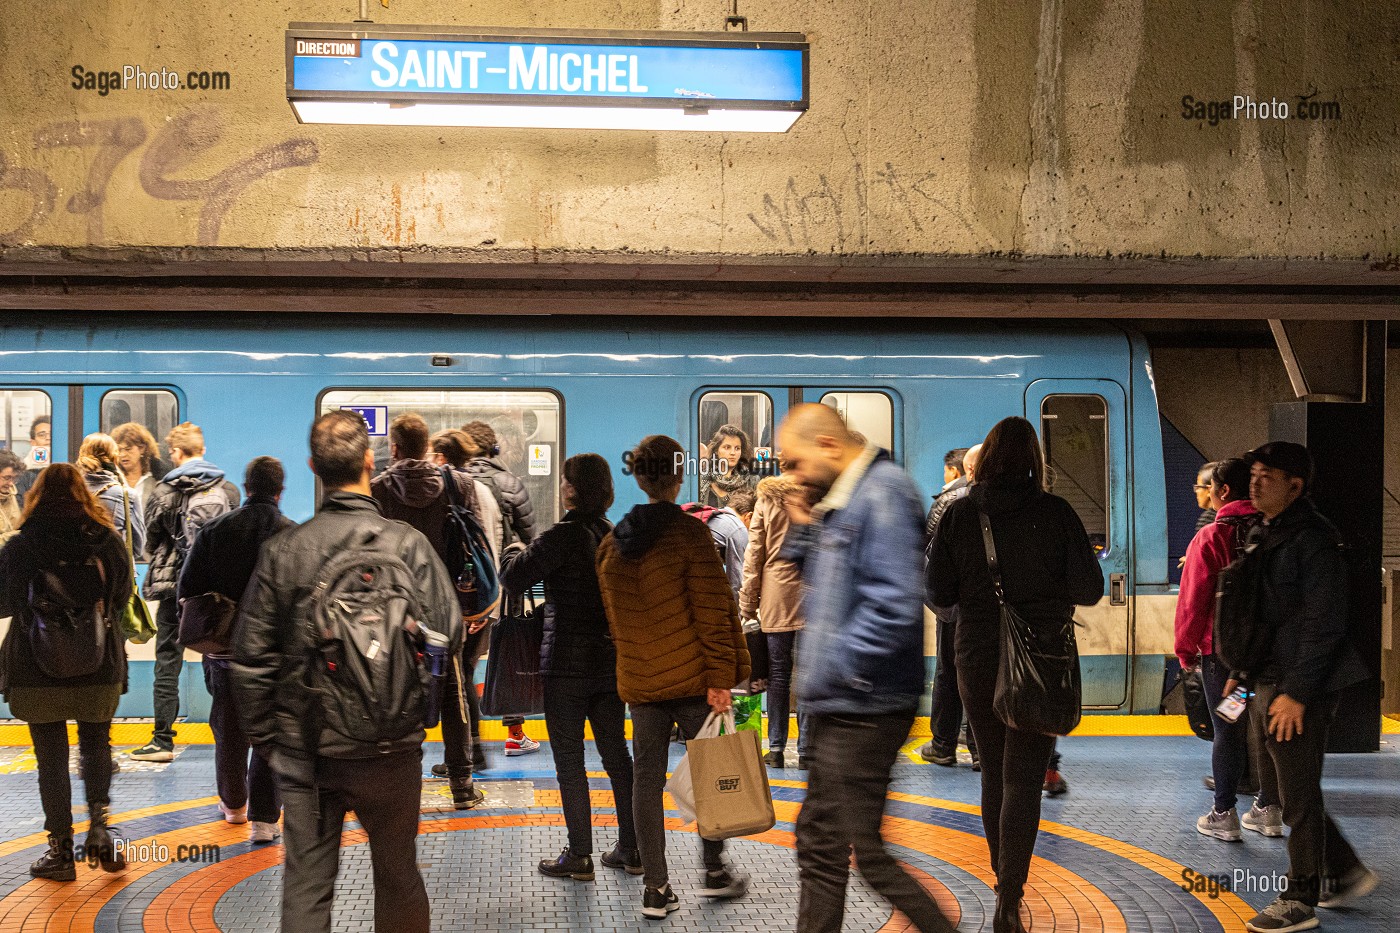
[1,0,1396,259]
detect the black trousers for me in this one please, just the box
[439,647,476,782]
[463,625,524,736]
[542,676,636,856]
[796,711,952,933]
[30,720,112,838]
[1249,684,1362,906]
[279,749,429,933]
[959,663,1056,902]
[929,608,976,757]
[630,696,725,890]
[204,660,281,823]
[151,596,182,749]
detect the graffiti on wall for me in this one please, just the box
[0,108,318,247]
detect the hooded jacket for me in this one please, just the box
[465,456,536,549]
[929,481,1104,678]
[1174,498,1259,669]
[679,502,749,603]
[141,459,241,600]
[738,476,804,633]
[595,501,749,705]
[84,469,146,559]
[1248,497,1370,704]
[0,509,131,695]
[499,510,615,679]
[230,491,463,780]
[370,460,503,569]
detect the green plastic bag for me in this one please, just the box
[731,693,763,734]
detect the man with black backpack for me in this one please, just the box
[1219,443,1377,933]
[131,422,240,762]
[372,413,501,808]
[232,410,462,933]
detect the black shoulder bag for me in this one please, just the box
[978,508,1083,736]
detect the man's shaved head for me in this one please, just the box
[963,443,982,479]
[783,403,857,447]
[778,404,866,500]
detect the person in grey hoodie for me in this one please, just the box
[130,422,240,762]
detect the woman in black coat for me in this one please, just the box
[0,463,132,881]
[498,453,639,882]
[928,417,1103,933]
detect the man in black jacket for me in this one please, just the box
[178,456,294,844]
[133,422,241,762]
[461,419,542,757]
[1236,442,1376,933]
[232,411,462,933]
[918,444,978,768]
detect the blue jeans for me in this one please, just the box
[766,631,808,755]
[1201,654,1274,812]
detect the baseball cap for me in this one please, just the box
[1244,441,1313,490]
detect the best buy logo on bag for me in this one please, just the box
[716,776,742,793]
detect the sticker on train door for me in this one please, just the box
[340,405,388,436]
[529,444,551,475]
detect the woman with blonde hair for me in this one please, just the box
[78,433,145,557]
[0,464,132,880]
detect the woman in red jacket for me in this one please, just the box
[1174,457,1281,842]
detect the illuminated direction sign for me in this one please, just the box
[286,24,808,132]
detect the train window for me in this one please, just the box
[1041,394,1109,554]
[319,389,564,524]
[0,389,53,466]
[698,391,773,456]
[819,392,894,450]
[101,389,180,446]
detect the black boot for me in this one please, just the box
[85,805,126,873]
[30,835,76,881]
[993,894,1027,933]
[449,778,485,810]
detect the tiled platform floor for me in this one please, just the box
[0,734,1393,931]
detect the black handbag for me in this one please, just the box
[978,508,1083,736]
[1181,664,1215,740]
[178,591,239,655]
[480,590,545,717]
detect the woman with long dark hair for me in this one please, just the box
[927,417,1102,933]
[0,463,132,880]
[699,424,756,508]
[499,453,639,880]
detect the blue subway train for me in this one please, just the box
[0,314,1178,720]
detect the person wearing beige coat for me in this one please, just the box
[739,475,809,767]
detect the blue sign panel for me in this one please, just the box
[288,27,807,108]
[341,405,388,436]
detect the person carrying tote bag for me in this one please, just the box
[927,416,1103,933]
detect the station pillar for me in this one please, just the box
[1268,320,1386,753]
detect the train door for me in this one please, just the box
[692,387,786,503]
[802,389,901,461]
[1024,379,1131,709]
[0,386,66,472]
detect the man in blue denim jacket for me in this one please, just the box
[777,404,954,933]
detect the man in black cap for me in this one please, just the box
[1233,442,1376,933]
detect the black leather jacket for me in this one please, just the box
[1248,497,1369,703]
[499,511,614,679]
[466,457,537,548]
[230,492,462,780]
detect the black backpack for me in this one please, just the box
[441,468,501,625]
[307,526,442,744]
[1212,515,1275,675]
[27,553,110,680]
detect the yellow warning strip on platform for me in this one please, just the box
[1,714,1396,746]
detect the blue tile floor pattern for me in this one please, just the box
[0,733,1393,931]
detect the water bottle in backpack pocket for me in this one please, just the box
[440,467,501,625]
[26,555,110,680]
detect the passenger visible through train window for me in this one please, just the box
[0,389,54,477]
[1041,394,1109,554]
[697,390,773,506]
[319,389,563,524]
[819,391,894,451]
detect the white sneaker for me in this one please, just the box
[218,802,248,824]
[1242,802,1285,837]
[249,821,280,844]
[505,734,541,756]
[1196,808,1243,842]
